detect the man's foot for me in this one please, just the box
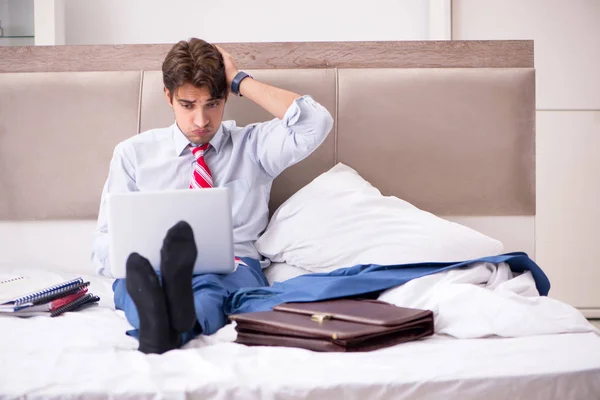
[160,220,198,333]
[126,252,179,354]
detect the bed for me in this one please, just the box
[0,41,599,399]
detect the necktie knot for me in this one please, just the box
[191,143,210,160]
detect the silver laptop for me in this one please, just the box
[107,188,236,279]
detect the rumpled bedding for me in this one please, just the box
[378,261,598,338]
[0,263,599,399]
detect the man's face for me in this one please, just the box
[165,83,226,145]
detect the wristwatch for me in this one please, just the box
[231,71,252,97]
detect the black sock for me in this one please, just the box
[126,253,180,354]
[160,220,198,333]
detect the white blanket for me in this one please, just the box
[1,265,600,399]
[378,262,599,338]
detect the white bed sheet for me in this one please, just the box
[0,267,599,400]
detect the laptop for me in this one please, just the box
[107,188,236,279]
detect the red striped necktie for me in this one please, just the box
[188,143,246,267]
[189,144,213,189]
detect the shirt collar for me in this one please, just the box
[209,124,226,154]
[172,122,226,157]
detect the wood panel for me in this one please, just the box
[0,40,533,73]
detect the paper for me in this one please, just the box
[0,273,24,284]
[0,275,64,304]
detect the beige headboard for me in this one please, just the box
[0,41,535,225]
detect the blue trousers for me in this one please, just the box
[113,257,268,345]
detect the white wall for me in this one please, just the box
[34,0,65,45]
[454,0,600,316]
[453,0,600,110]
[64,0,445,45]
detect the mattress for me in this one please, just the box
[1,267,599,400]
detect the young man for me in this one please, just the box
[91,38,333,354]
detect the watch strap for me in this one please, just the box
[231,71,252,96]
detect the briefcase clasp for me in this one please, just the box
[311,313,333,324]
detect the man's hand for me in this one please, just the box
[215,45,239,89]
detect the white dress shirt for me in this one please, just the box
[92,95,333,277]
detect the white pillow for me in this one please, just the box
[256,163,504,272]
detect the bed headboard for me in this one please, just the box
[0,41,535,255]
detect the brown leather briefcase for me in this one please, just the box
[228,299,434,352]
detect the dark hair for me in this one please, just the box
[162,38,227,101]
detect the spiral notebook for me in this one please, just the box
[0,274,86,311]
[50,293,100,317]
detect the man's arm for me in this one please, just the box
[217,46,300,119]
[216,46,334,178]
[91,142,137,277]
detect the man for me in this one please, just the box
[91,38,333,354]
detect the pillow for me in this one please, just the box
[256,163,504,272]
[264,262,312,285]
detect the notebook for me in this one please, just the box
[16,287,89,313]
[0,273,63,303]
[0,275,87,311]
[50,293,100,317]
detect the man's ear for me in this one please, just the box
[164,87,174,108]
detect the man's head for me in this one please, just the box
[162,38,228,145]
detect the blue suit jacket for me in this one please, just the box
[224,252,550,315]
